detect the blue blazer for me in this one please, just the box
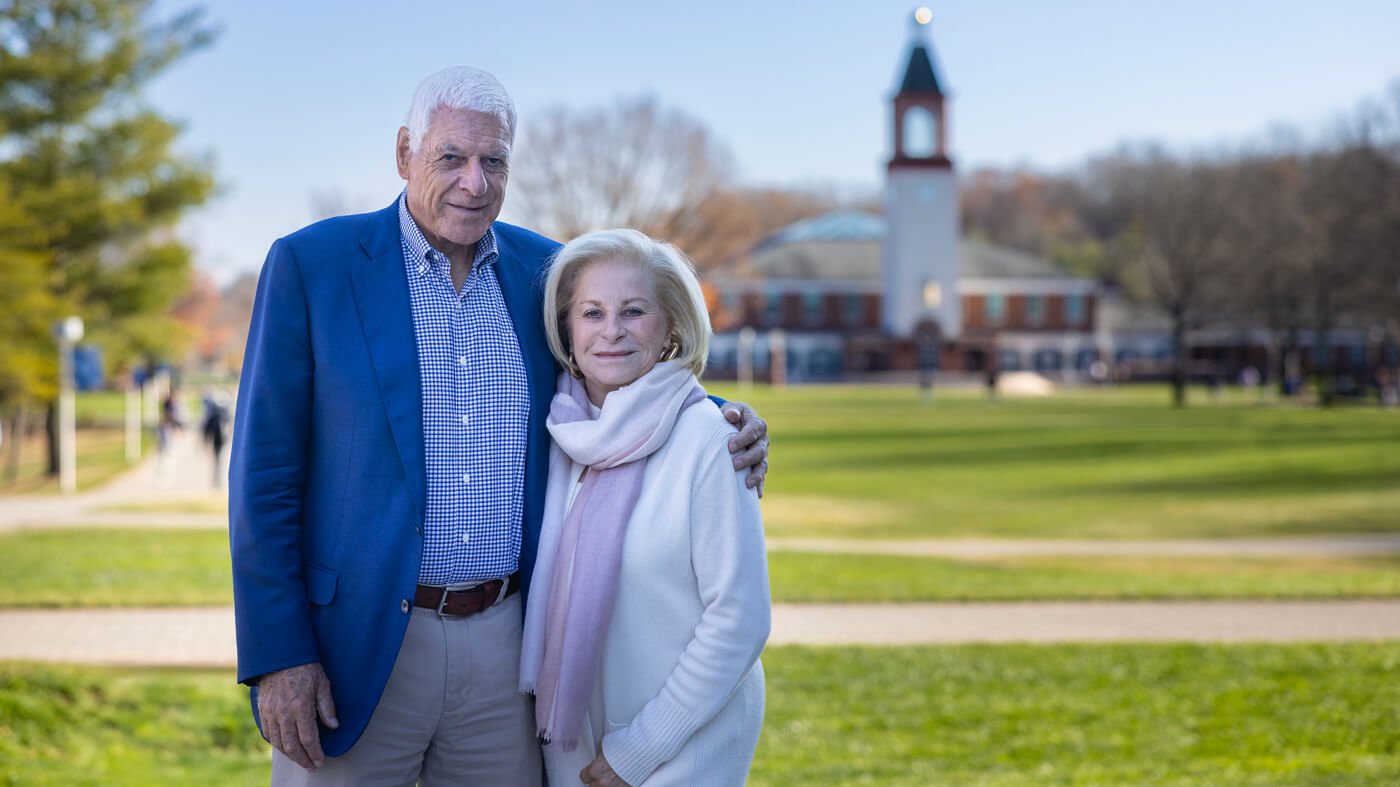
[228,202,561,756]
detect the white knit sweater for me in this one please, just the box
[542,401,771,786]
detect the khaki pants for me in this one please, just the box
[272,593,542,786]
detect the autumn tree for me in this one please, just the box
[0,0,217,476]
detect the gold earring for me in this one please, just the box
[566,352,583,379]
[660,337,681,362]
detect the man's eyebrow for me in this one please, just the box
[433,143,510,158]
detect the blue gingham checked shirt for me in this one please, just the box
[398,193,530,585]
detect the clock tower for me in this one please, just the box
[883,11,960,341]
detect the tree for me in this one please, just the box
[1101,154,1236,407]
[1219,154,1313,395]
[1297,142,1400,403]
[0,0,217,476]
[0,171,57,481]
[508,95,736,268]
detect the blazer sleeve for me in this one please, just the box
[228,238,321,684]
[601,425,772,783]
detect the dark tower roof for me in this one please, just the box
[898,42,945,96]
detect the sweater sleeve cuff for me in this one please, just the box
[601,691,698,785]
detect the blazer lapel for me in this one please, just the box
[349,204,426,524]
[492,227,555,407]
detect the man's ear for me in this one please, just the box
[395,127,412,179]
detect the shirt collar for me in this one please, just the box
[398,190,498,276]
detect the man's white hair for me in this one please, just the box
[404,66,517,152]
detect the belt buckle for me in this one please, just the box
[435,587,456,617]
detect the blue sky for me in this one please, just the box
[145,0,1400,281]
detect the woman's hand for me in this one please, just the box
[580,753,632,787]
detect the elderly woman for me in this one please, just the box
[520,229,770,786]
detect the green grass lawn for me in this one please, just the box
[94,498,228,515]
[74,390,137,428]
[768,550,1400,602]
[752,642,1400,786]
[0,529,231,608]
[4,642,1396,785]
[0,664,266,786]
[4,529,1399,607]
[702,384,1400,540]
[0,427,140,495]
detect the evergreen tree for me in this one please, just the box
[0,0,216,477]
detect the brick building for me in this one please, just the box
[706,19,1103,381]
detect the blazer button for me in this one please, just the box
[401,599,410,614]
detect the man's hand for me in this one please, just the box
[580,753,632,787]
[258,662,339,771]
[721,401,768,497]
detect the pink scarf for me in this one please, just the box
[519,360,706,751]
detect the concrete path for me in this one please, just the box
[0,430,227,533]
[3,601,1399,667]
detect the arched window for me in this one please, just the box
[902,106,936,158]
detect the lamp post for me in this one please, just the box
[737,327,756,391]
[54,316,84,494]
[769,329,787,388]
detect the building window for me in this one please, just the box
[764,291,783,325]
[1075,348,1099,371]
[998,349,1021,371]
[1065,294,1084,324]
[1026,295,1045,326]
[985,294,1005,325]
[809,349,842,378]
[722,292,742,321]
[706,348,737,370]
[1033,349,1063,372]
[803,292,824,326]
[844,294,865,326]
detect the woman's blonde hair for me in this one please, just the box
[542,228,711,377]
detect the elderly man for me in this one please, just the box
[229,66,768,785]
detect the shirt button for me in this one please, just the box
[401,599,410,614]
[461,532,471,545]
[462,473,470,485]
[460,414,470,426]
[458,356,467,366]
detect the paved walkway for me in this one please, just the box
[0,430,226,532]
[3,601,1399,667]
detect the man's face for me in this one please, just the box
[396,106,510,258]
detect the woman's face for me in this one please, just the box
[567,258,670,406]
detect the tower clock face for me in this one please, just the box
[902,105,936,157]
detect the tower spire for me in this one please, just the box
[899,8,945,97]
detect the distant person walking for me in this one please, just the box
[157,386,184,481]
[200,390,230,489]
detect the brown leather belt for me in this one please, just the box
[414,572,520,617]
